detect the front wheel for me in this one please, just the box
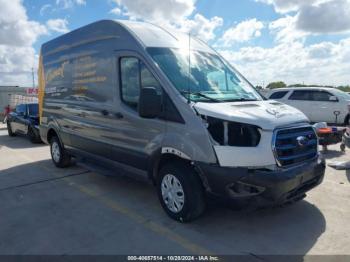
[50,136,71,168]
[7,121,16,137]
[157,162,206,222]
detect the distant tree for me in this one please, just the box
[255,85,263,90]
[289,84,307,87]
[289,83,335,88]
[266,81,287,89]
[338,86,350,92]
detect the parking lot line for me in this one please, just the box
[0,170,90,191]
[64,175,214,255]
[2,142,213,255]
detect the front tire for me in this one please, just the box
[7,121,16,137]
[157,162,206,222]
[50,136,71,168]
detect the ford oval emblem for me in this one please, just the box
[296,136,308,147]
[266,107,279,116]
[266,107,284,118]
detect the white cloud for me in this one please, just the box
[219,18,264,46]
[176,14,223,41]
[110,7,122,15]
[0,46,38,85]
[75,0,86,4]
[255,0,329,14]
[0,0,47,86]
[220,38,350,86]
[296,0,350,34]
[112,0,223,41]
[259,0,350,34]
[0,0,47,46]
[307,42,336,59]
[269,16,307,43]
[40,4,52,16]
[56,0,86,9]
[46,18,69,33]
[114,0,195,23]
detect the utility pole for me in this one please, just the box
[32,67,35,88]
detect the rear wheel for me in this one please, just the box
[50,136,71,168]
[6,121,16,137]
[157,162,206,222]
[340,143,346,152]
[28,126,41,143]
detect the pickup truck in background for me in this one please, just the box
[6,103,41,143]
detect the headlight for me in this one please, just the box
[203,116,261,147]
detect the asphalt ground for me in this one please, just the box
[0,123,349,256]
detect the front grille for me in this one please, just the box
[274,126,318,166]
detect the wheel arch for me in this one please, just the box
[47,127,63,146]
[151,152,210,191]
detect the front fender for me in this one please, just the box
[162,122,217,164]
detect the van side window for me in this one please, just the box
[120,57,140,108]
[140,63,161,93]
[120,57,162,109]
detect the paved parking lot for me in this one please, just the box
[0,123,349,256]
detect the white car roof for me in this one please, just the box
[269,87,335,92]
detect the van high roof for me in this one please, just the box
[41,20,214,56]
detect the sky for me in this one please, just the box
[1,0,350,87]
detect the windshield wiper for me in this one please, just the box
[223,98,258,102]
[180,91,221,103]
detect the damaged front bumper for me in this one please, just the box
[196,155,325,206]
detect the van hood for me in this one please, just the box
[194,100,309,130]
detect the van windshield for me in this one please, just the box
[147,47,262,102]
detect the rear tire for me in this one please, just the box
[28,126,41,143]
[50,136,71,168]
[6,121,16,137]
[340,143,346,152]
[157,162,206,222]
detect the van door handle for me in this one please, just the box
[115,112,123,119]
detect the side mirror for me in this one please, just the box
[139,87,161,118]
[329,96,338,102]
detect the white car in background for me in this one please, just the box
[267,87,350,125]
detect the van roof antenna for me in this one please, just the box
[187,32,191,104]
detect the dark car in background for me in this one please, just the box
[6,103,41,143]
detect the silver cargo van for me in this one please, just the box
[39,20,325,222]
